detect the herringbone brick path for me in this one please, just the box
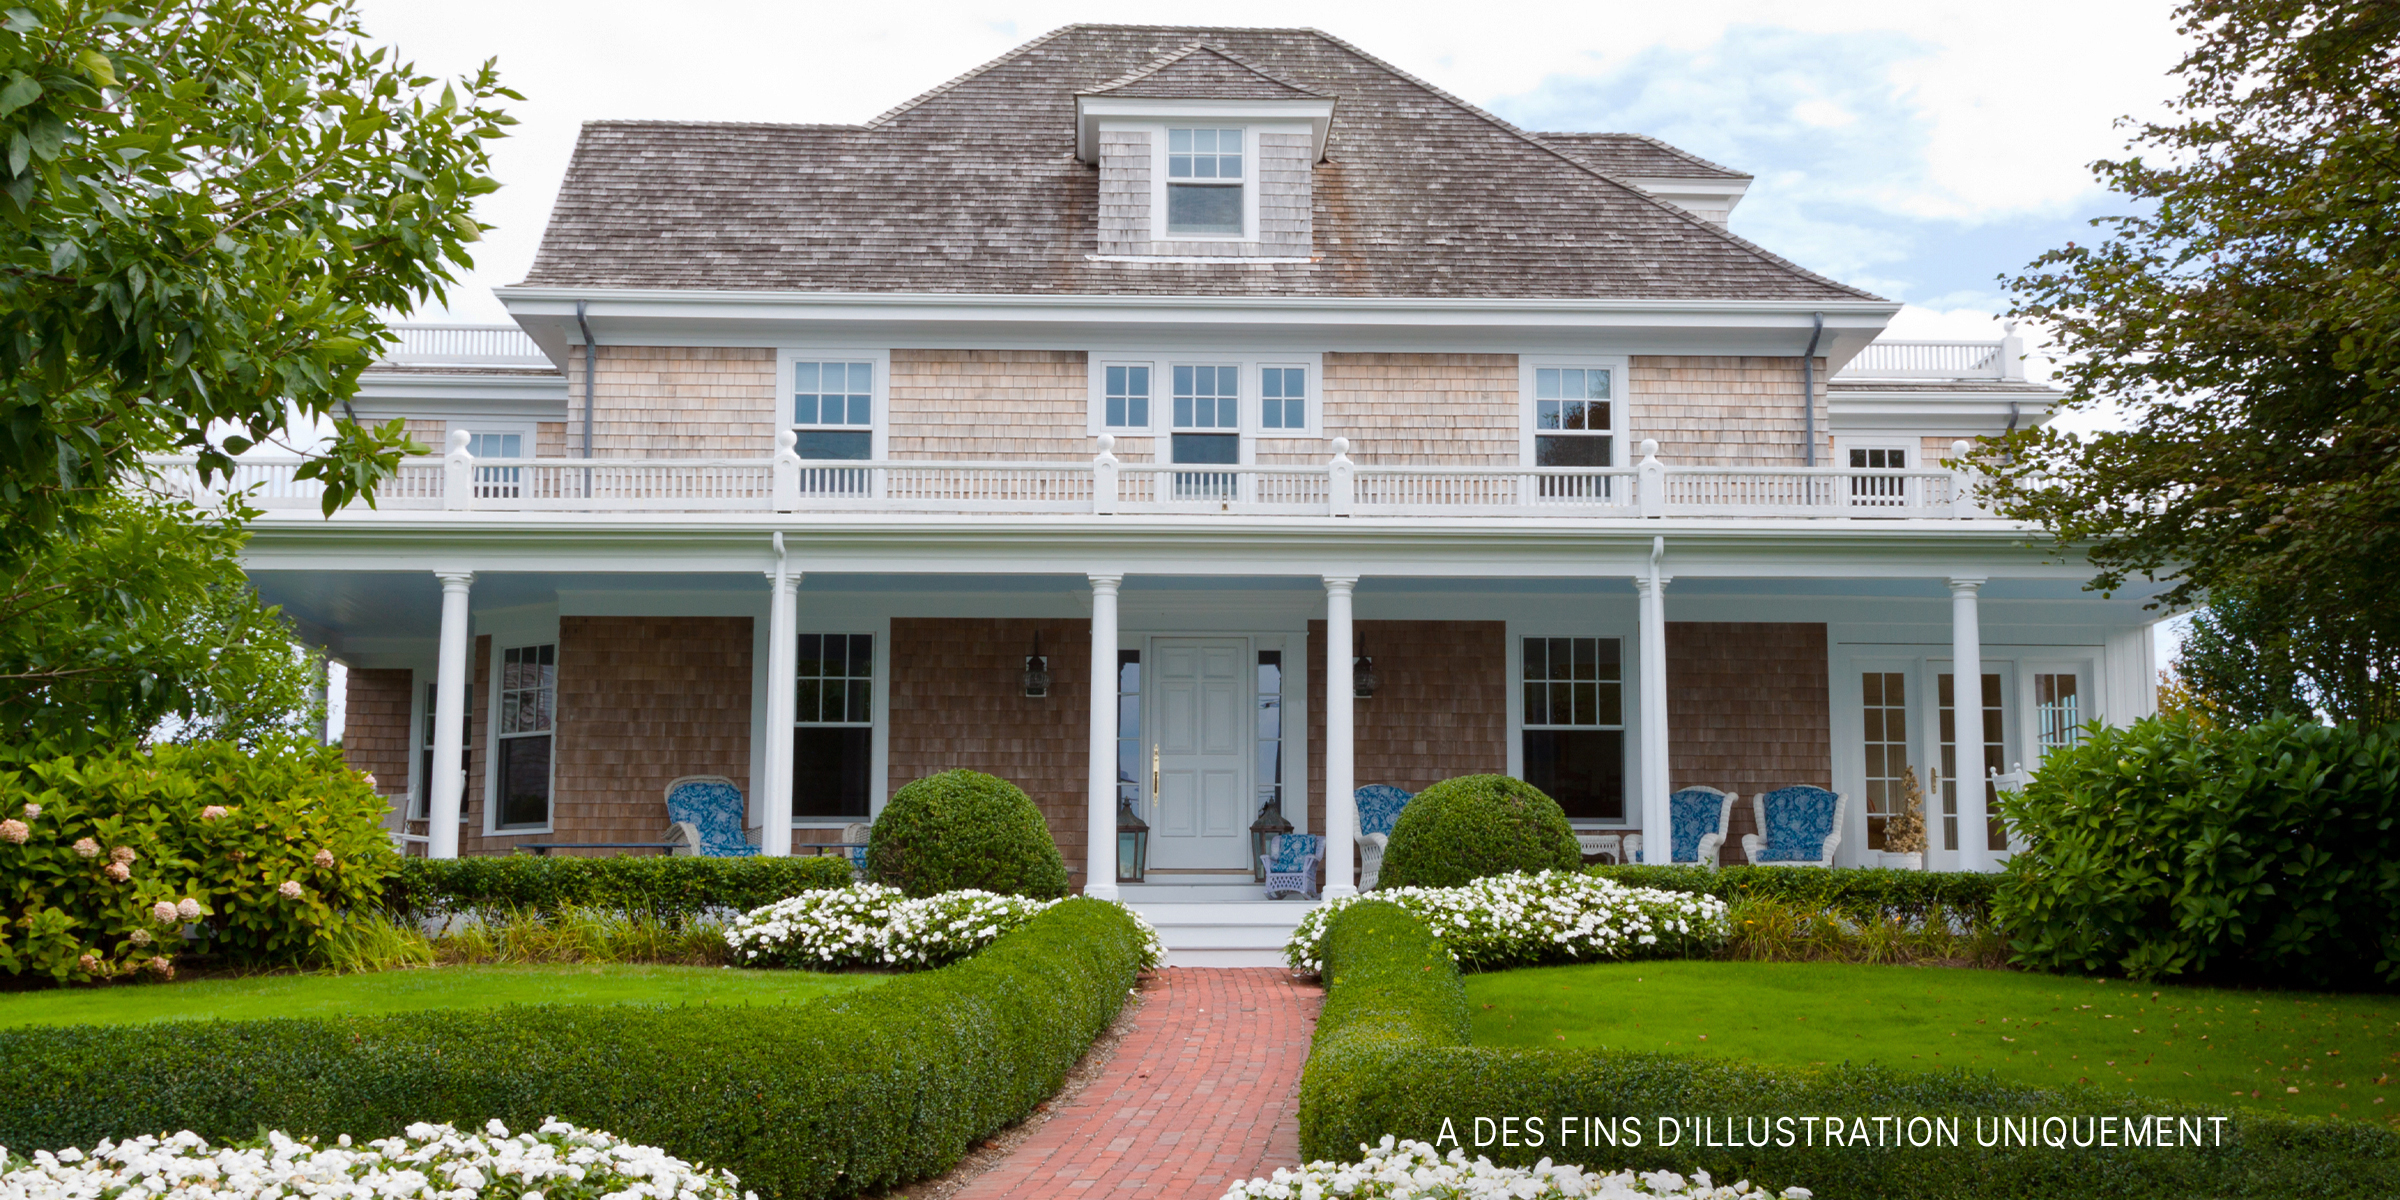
[952,967,1322,1199]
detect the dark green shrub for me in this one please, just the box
[385,854,852,926]
[1376,774,1580,889]
[1298,903,2399,1198]
[1996,714,2400,989]
[0,899,1149,1200]
[1590,863,2003,924]
[0,741,396,981]
[868,769,1068,898]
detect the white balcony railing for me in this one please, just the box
[1834,336,2026,382]
[375,323,548,367]
[144,435,1990,521]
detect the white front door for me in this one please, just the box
[1147,637,1250,869]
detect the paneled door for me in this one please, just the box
[1146,637,1250,869]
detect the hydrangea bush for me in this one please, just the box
[1287,871,1727,975]
[0,1119,751,1200]
[1222,1138,1813,1200]
[725,883,1164,971]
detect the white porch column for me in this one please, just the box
[760,556,801,857]
[1086,574,1123,900]
[428,571,474,859]
[1950,576,1989,872]
[1635,557,1672,862]
[1323,575,1359,898]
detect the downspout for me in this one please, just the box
[1801,311,1824,467]
[575,300,596,498]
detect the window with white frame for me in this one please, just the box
[1847,444,1910,506]
[1261,366,1307,431]
[1533,367,1613,468]
[1086,354,1320,438]
[1103,364,1152,430]
[458,428,527,499]
[794,634,873,819]
[1520,636,1625,821]
[494,644,556,830]
[414,681,471,822]
[1171,364,1240,496]
[792,360,874,460]
[1165,127,1243,235]
[2035,673,2082,751]
[1860,671,1910,851]
[1939,671,2006,853]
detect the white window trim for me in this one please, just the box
[1152,124,1257,242]
[445,420,537,460]
[778,347,892,461]
[485,641,560,835]
[1517,355,1632,467]
[1833,435,1916,470]
[1507,625,1635,829]
[791,627,881,824]
[1084,351,1325,441]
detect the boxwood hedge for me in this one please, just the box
[383,854,854,925]
[0,898,1149,1199]
[1377,774,1583,889]
[1587,864,2003,924]
[1298,902,2398,1198]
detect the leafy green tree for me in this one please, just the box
[0,495,320,755]
[0,0,516,560]
[2167,586,2317,725]
[1988,0,2400,725]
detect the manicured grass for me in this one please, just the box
[1466,959,2400,1125]
[0,964,886,1029]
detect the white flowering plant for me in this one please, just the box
[0,1119,752,1200]
[724,884,1164,972]
[1286,871,1728,975]
[1222,1138,1813,1200]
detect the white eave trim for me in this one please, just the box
[1074,95,1336,163]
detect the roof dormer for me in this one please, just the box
[1074,45,1335,260]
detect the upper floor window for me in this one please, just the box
[1166,127,1243,236]
[1261,366,1307,431]
[1105,365,1151,430]
[1534,366,1613,468]
[1845,443,1910,506]
[794,360,873,460]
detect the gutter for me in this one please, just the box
[1801,311,1824,467]
[575,300,596,498]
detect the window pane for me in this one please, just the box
[1523,729,1624,820]
[793,727,870,817]
[1166,183,1241,235]
[497,735,551,829]
[1536,368,1561,399]
[1861,671,1909,850]
[1169,128,1191,153]
[797,430,871,460]
[1524,681,1549,726]
[1171,433,1239,464]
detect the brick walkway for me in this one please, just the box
[953,967,1323,1200]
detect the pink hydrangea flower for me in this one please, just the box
[77,953,100,973]
[145,956,174,978]
[150,901,179,923]
[312,849,335,869]
[128,928,153,946]
[278,880,304,899]
[104,861,130,882]
[362,773,378,789]
[177,897,202,920]
[72,837,98,858]
[200,805,229,820]
[110,845,136,864]
[19,802,37,819]
[0,819,25,844]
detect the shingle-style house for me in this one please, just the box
[215,25,2149,961]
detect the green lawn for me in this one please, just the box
[1466,960,2400,1124]
[0,964,885,1029]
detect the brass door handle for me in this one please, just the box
[1151,745,1160,811]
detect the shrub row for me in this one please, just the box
[383,853,853,925]
[0,898,1151,1200]
[1588,863,2003,924]
[1297,903,2399,1199]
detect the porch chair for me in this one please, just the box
[663,775,760,857]
[1260,833,1325,900]
[1621,787,1739,866]
[1986,763,2031,856]
[1740,786,1847,867]
[1575,833,1623,865]
[1353,784,1413,891]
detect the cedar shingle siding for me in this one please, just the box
[562,345,778,457]
[340,667,414,802]
[1304,620,1510,839]
[888,349,1091,459]
[1665,622,1831,865]
[549,616,757,853]
[1633,356,1829,467]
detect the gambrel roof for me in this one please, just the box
[521,24,1872,302]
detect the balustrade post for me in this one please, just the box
[1637,438,1665,518]
[1093,434,1119,515]
[772,429,799,512]
[1328,436,1354,517]
[442,429,473,511]
[1949,439,1977,518]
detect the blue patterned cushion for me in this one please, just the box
[666,779,758,858]
[1267,834,1323,873]
[1355,785,1413,837]
[1667,788,1728,863]
[1756,786,1838,862]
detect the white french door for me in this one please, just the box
[1145,637,1251,869]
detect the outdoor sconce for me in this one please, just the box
[1116,794,1149,883]
[1353,632,1380,699]
[1022,630,1051,698]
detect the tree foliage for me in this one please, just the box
[1988,0,2400,724]
[0,0,516,561]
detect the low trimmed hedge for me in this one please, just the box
[383,854,854,925]
[1589,863,2003,924]
[1298,903,2398,1199]
[0,897,1149,1199]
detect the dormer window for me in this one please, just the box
[1166,128,1244,235]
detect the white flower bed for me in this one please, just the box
[724,883,1164,971]
[1286,871,1728,975]
[0,1119,750,1200]
[1222,1138,1813,1200]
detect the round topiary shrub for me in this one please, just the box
[867,769,1070,898]
[1374,774,1582,889]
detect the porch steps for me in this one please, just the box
[1118,882,1317,968]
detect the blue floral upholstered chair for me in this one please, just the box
[1261,833,1325,900]
[1740,786,1846,867]
[1620,787,1739,866]
[1353,784,1413,891]
[664,775,759,857]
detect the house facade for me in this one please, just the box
[207,26,2154,948]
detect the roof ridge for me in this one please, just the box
[1077,41,1331,99]
[1537,131,1751,179]
[584,119,865,132]
[863,23,1083,128]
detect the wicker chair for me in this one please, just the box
[1260,833,1326,900]
[1353,784,1413,890]
[1739,786,1846,867]
[663,775,760,857]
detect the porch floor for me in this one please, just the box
[1116,880,1316,969]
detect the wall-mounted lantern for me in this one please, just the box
[1023,630,1051,698]
[1353,631,1380,699]
[1116,794,1149,883]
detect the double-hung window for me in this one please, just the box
[1171,364,1240,497]
[1519,637,1626,821]
[793,361,874,461]
[1848,445,1909,507]
[1166,127,1243,236]
[794,634,874,819]
[494,644,556,830]
[1534,367,1613,467]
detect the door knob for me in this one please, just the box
[1151,745,1160,812]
